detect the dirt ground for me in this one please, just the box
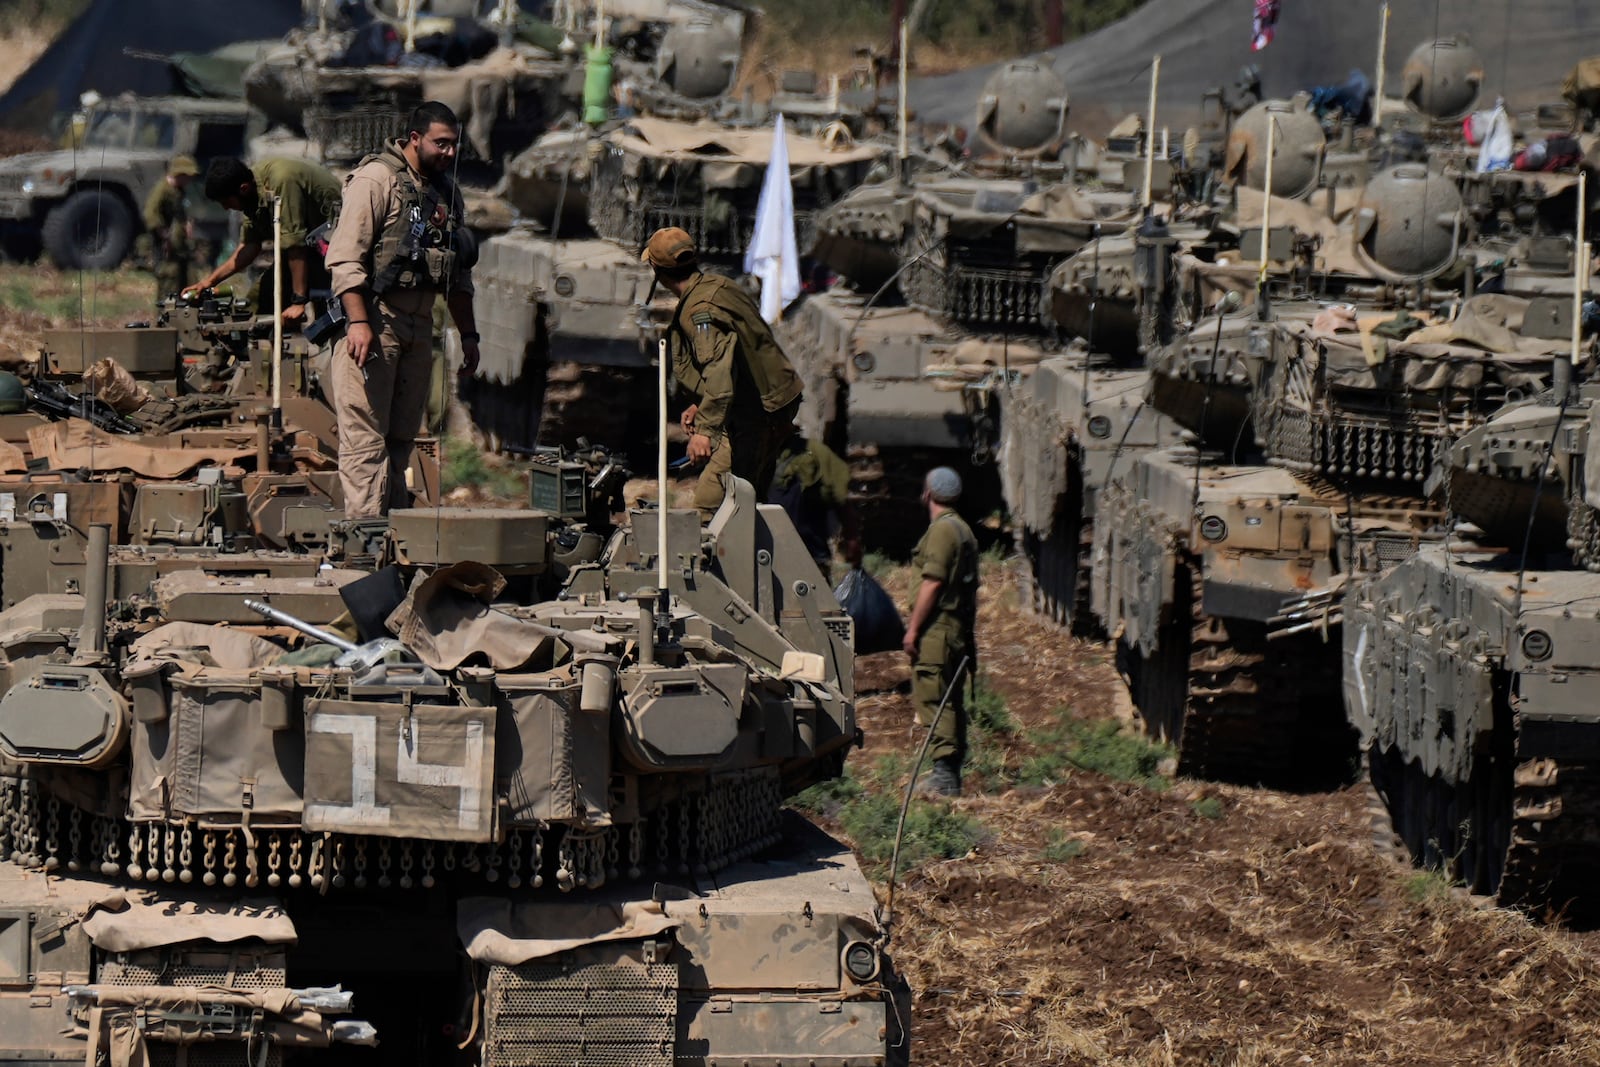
[824,558,1600,1067]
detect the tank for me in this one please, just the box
[778,289,1047,551]
[797,58,1232,555]
[1400,36,1486,122]
[1085,161,1573,784]
[0,459,908,1065]
[468,115,886,461]
[1340,356,1600,912]
[242,13,569,173]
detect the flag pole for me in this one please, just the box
[1373,3,1390,130]
[1141,55,1160,212]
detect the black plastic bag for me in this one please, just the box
[833,567,906,655]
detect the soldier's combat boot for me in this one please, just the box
[919,757,961,798]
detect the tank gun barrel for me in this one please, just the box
[243,598,359,653]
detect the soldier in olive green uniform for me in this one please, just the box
[325,101,480,520]
[143,154,198,302]
[904,466,979,797]
[643,226,804,518]
[187,156,342,328]
[769,431,862,582]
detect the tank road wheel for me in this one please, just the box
[42,188,134,270]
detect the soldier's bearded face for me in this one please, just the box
[413,123,459,176]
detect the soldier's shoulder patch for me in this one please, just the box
[691,310,714,326]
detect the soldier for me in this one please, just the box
[768,429,862,582]
[143,154,197,301]
[324,100,480,520]
[903,466,979,797]
[185,156,341,328]
[644,226,803,517]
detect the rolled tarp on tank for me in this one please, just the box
[909,0,1600,137]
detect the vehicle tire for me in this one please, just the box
[41,188,134,271]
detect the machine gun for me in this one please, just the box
[24,380,141,434]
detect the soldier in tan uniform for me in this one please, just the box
[325,101,480,520]
[644,226,803,517]
[187,156,341,326]
[904,467,979,797]
[142,154,197,302]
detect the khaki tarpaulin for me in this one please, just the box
[608,116,883,170]
[27,421,252,478]
[81,896,297,952]
[1564,56,1600,114]
[457,895,679,965]
[129,622,285,671]
[386,561,564,672]
[1232,186,1365,276]
[83,986,327,1067]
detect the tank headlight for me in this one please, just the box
[852,351,876,375]
[553,274,576,298]
[1522,630,1553,662]
[1086,414,1112,439]
[1199,515,1227,542]
[842,940,880,982]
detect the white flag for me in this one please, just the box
[744,113,801,324]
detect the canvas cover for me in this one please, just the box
[303,695,496,842]
[458,895,679,965]
[82,896,297,952]
[494,673,610,827]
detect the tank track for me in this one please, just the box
[0,769,785,894]
[1369,735,1600,915]
[1128,562,1351,786]
[1020,450,1097,636]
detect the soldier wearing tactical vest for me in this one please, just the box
[904,466,979,797]
[643,226,803,518]
[187,156,341,327]
[325,101,480,520]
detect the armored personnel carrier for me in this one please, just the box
[1090,164,1572,784]
[0,455,907,1065]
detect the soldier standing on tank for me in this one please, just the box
[185,156,341,328]
[324,101,480,520]
[644,226,803,518]
[904,466,979,797]
[143,154,197,302]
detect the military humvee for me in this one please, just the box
[0,96,253,270]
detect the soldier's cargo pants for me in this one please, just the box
[911,621,970,766]
[692,397,802,518]
[332,303,433,519]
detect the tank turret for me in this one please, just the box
[1224,100,1326,199]
[1353,163,1464,282]
[1400,36,1485,121]
[972,59,1070,158]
